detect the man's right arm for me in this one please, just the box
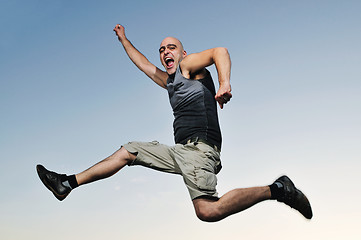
[113,24,168,89]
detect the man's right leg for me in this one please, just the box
[37,147,136,200]
[76,147,136,186]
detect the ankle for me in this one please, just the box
[61,174,79,189]
[269,182,283,200]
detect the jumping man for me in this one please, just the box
[36,24,312,222]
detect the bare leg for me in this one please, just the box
[193,186,271,222]
[76,147,136,186]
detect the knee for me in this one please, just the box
[118,147,136,164]
[195,205,220,222]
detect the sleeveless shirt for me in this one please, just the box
[167,67,222,149]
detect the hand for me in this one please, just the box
[215,84,232,109]
[113,24,126,42]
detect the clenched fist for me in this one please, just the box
[113,24,126,42]
[215,84,232,109]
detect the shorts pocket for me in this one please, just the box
[194,168,217,191]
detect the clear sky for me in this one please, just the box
[1,0,360,239]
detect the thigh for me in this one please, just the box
[173,142,222,200]
[123,141,181,174]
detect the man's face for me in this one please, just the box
[159,37,186,75]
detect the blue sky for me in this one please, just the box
[1,0,361,239]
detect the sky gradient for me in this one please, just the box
[1,0,360,239]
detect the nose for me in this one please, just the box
[163,47,170,55]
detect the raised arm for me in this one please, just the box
[113,24,168,89]
[180,47,232,109]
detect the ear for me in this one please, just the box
[183,50,187,57]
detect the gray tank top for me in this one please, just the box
[167,67,222,149]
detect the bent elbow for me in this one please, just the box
[213,47,230,60]
[217,47,229,54]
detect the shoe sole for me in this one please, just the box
[294,188,313,219]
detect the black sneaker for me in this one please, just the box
[36,164,71,201]
[274,175,313,219]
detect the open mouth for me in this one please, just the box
[164,57,174,69]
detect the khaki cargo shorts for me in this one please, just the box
[122,141,222,200]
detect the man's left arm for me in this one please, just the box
[180,47,232,109]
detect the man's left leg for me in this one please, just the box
[192,176,313,222]
[193,186,271,222]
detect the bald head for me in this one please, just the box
[160,37,184,52]
[159,37,187,75]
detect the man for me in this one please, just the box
[37,24,312,222]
